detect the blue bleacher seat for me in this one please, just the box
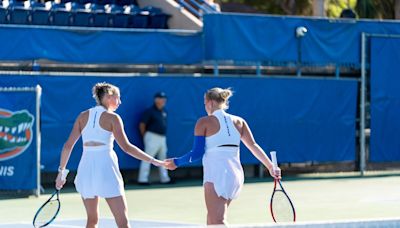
[108,3,123,12]
[30,1,45,8]
[0,0,168,28]
[51,10,72,26]
[72,9,92,26]
[149,14,170,29]
[50,3,72,26]
[90,4,109,27]
[71,3,92,26]
[92,11,108,27]
[96,0,113,5]
[30,1,50,25]
[142,5,161,14]
[75,0,91,5]
[143,6,169,29]
[50,2,68,10]
[114,0,134,6]
[128,5,147,28]
[110,13,129,28]
[8,1,31,25]
[108,4,128,28]
[10,0,26,4]
[70,2,85,11]
[90,3,104,11]
[31,8,51,25]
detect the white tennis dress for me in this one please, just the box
[202,109,244,200]
[74,106,124,199]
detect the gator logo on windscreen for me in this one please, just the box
[0,109,34,161]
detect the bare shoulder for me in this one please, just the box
[197,116,212,125]
[77,110,89,123]
[79,110,89,118]
[194,116,214,135]
[229,114,246,135]
[230,114,245,125]
[104,111,121,122]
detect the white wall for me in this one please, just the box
[137,0,202,30]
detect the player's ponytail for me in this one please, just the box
[205,87,234,110]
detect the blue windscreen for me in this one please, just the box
[0,26,202,64]
[370,37,400,162]
[2,15,400,67]
[204,14,400,67]
[0,75,358,170]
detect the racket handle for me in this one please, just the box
[60,169,69,181]
[270,151,278,169]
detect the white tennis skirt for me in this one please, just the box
[74,145,124,199]
[202,147,244,200]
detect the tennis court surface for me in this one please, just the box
[2,217,400,227]
[1,171,400,227]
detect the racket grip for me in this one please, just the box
[270,151,278,169]
[60,169,69,181]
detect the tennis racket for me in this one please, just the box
[33,169,69,228]
[269,151,296,223]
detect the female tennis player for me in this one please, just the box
[165,87,281,225]
[55,82,164,228]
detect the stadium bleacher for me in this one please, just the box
[0,0,170,28]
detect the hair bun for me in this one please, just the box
[205,87,233,110]
[220,89,233,100]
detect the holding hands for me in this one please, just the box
[148,157,176,170]
[149,158,165,167]
[164,159,177,170]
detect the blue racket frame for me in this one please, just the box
[33,189,61,228]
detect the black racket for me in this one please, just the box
[269,151,296,223]
[33,169,69,227]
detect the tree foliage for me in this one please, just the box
[219,0,313,15]
[219,0,397,19]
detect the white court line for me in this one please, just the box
[0,218,202,228]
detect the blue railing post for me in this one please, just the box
[213,60,219,76]
[256,62,261,77]
[178,0,201,17]
[335,64,340,78]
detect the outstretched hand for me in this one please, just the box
[151,158,165,167]
[164,158,177,170]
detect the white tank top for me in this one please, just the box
[81,106,114,146]
[206,109,241,150]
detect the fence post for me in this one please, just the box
[360,32,367,176]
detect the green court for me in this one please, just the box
[1,171,400,227]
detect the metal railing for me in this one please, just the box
[177,0,219,18]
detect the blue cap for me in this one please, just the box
[154,92,167,98]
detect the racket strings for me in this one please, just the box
[34,199,60,226]
[271,190,295,222]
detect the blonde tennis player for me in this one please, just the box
[55,82,164,228]
[165,87,281,225]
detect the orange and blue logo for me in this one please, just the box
[0,109,34,161]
